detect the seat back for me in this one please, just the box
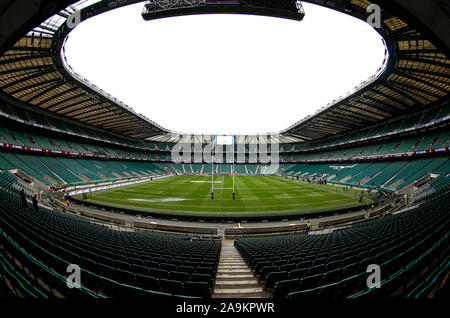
[184,281,211,298]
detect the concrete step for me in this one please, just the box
[216,274,255,281]
[218,265,248,269]
[217,265,248,271]
[213,241,266,298]
[213,287,265,298]
[215,280,259,289]
[217,269,252,275]
[219,260,247,266]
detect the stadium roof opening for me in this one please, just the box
[63,2,387,135]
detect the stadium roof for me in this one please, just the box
[0,0,449,143]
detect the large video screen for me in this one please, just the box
[215,135,234,145]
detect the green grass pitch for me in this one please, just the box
[76,175,374,217]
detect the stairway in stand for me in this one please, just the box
[213,241,268,298]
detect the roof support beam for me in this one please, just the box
[49,95,94,112]
[308,118,351,130]
[345,102,390,119]
[78,110,119,122]
[0,53,53,65]
[8,46,52,52]
[86,116,128,126]
[0,64,54,76]
[7,78,60,96]
[393,71,449,95]
[398,56,450,68]
[378,81,420,107]
[397,48,441,54]
[1,68,56,90]
[337,105,385,121]
[390,79,441,100]
[34,85,78,107]
[59,100,103,116]
[41,90,87,109]
[24,80,63,103]
[395,67,450,79]
[323,111,367,126]
[360,93,404,114]
[305,121,348,133]
[373,84,417,109]
[65,102,110,117]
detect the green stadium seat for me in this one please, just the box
[184,281,211,298]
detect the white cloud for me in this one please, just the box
[64,2,386,135]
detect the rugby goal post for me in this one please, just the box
[212,135,236,200]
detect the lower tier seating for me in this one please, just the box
[0,173,221,298]
[235,193,449,298]
[281,158,450,191]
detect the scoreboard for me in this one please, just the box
[215,135,235,145]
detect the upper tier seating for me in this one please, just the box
[1,101,449,158]
[281,103,450,153]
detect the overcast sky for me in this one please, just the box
[64,2,386,135]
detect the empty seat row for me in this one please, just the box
[0,178,221,298]
[235,191,450,298]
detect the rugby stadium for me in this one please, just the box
[0,0,449,303]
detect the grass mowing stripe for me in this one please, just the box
[77,175,373,217]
